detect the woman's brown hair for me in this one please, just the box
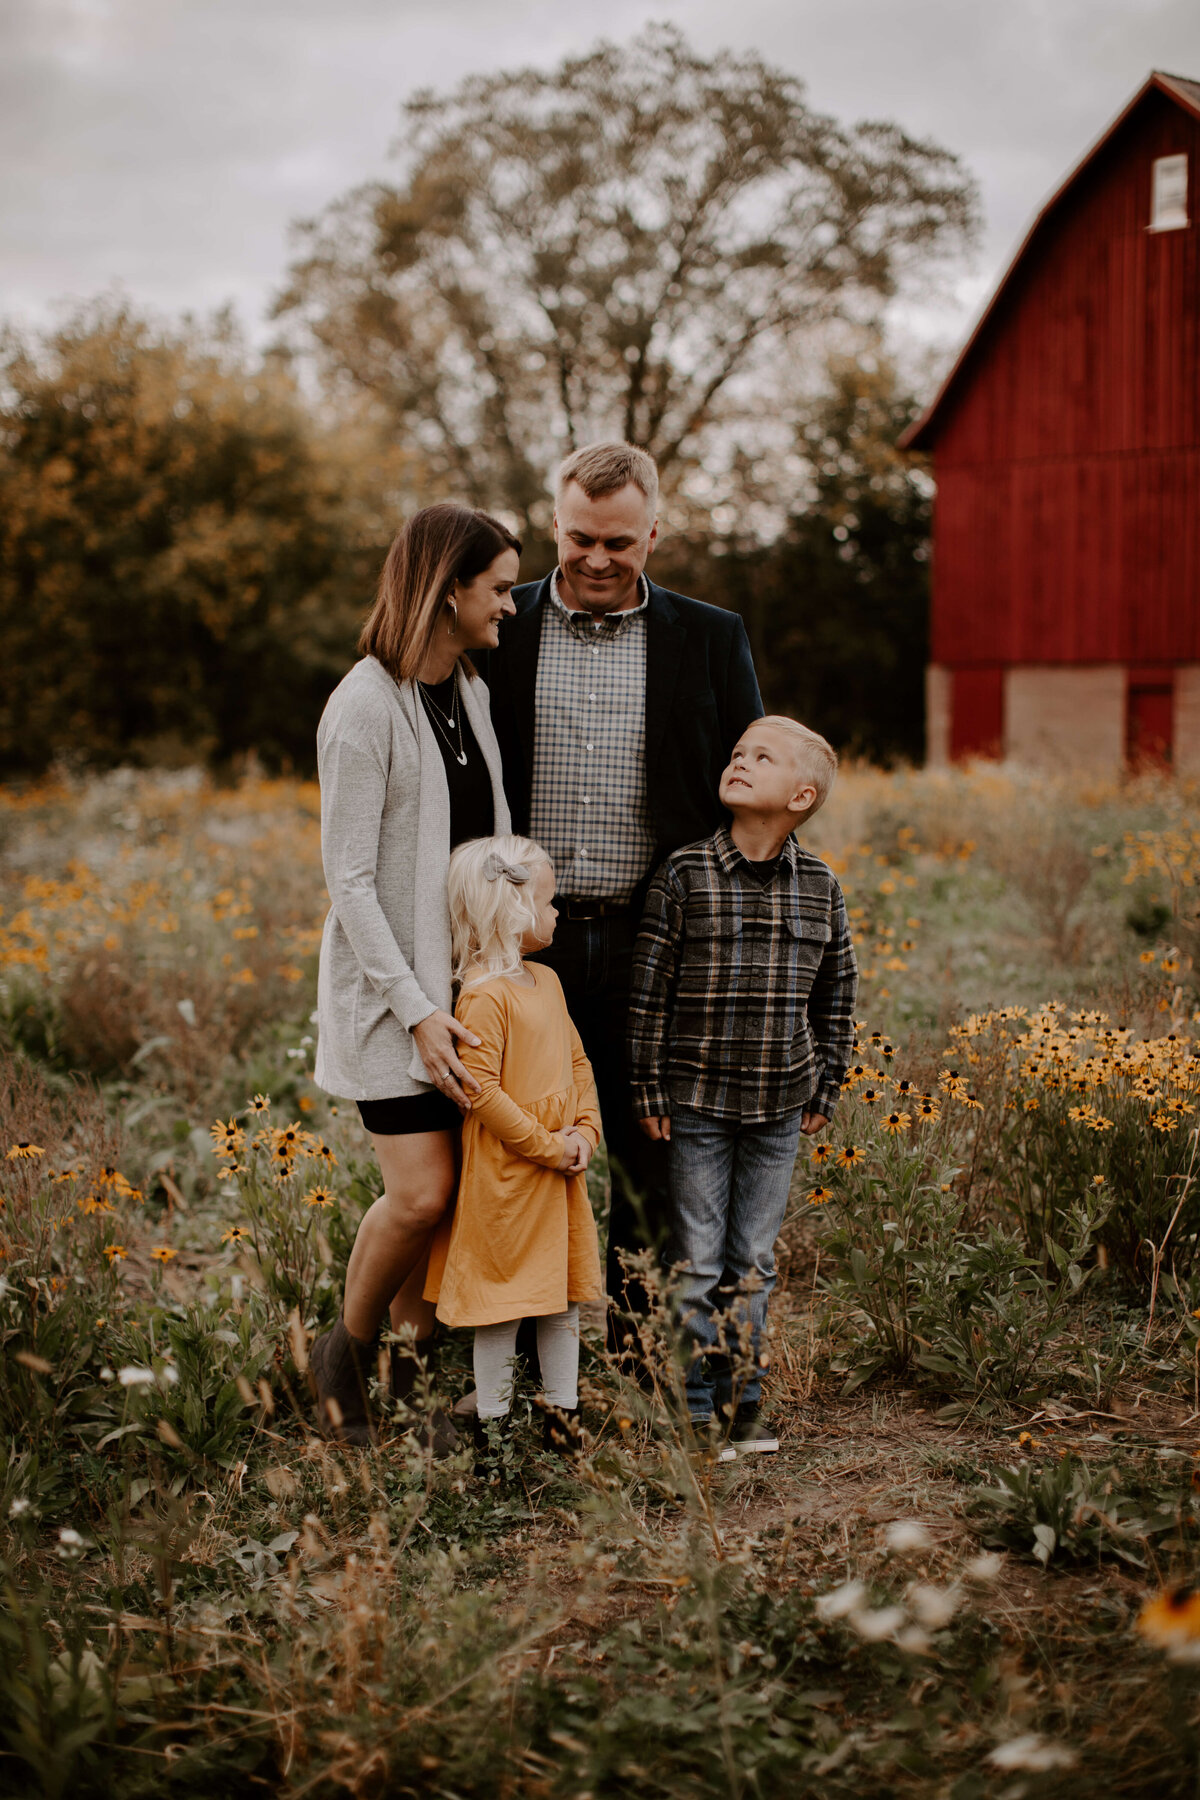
[359,504,522,684]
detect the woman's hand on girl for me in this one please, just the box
[557,1130,592,1175]
[412,1010,482,1112]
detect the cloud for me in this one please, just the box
[2,0,1198,362]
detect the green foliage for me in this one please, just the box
[972,1450,1198,1570]
[736,357,933,764]
[0,304,375,775]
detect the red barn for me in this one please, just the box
[902,71,1200,774]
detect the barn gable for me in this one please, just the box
[904,73,1200,774]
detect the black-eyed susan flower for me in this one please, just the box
[811,1143,834,1164]
[1150,1112,1178,1132]
[102,1244,127,1264]
[312,1141,337,1167]
[837,1145,866,1168]
[1139,950,1158,965]
[916,1100,941,1122]
[807,1185,832,1205]
[881,1112,911,1134]
[211,1118,245,1156]
[221,1225,247,1245]
[1086,1114,1114,1133]
[881,1044,896,1061]
[860,1088,882,1107]
[303,1186,335,1209]
[893,1079,916,1097]
[7,1142,45,1161]
[1137,1587,1200,1656]
[150,1246,177,1263]
[249,1093,271,1114]
[957,1092,984,1111]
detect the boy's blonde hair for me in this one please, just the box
[759,715,839,821]
[448,834,553,988]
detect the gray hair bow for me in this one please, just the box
[482,851,531,886]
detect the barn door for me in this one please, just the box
[950,667,1005,760]
[1126,675,1174,769]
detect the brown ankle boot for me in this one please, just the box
[390,1337,460,1459]
[310,1316,376,1445]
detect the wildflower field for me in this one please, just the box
[3,763,1200,1798]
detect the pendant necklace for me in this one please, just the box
[420,678,468,765]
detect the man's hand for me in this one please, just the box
[639,1116,671,1142]
[800,1111,829,1137]
[558,1129,592,1174]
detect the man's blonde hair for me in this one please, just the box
[759,716,839,821]
[447,834,553,989]
[555,441,659,517]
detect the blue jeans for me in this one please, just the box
[667,1104,804,1419]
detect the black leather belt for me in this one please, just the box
[558,895,636,921]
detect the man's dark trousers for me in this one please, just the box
[533,907,668,1355]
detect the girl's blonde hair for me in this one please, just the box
[448,834,553,988]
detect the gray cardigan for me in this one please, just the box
[314,656,511,1101]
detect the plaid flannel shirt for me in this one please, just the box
[528,572,655,900]
[628,827,858,1125]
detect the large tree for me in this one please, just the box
[0,305,385,774]
[276,25,977,528]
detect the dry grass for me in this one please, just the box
[2,763,1200,1797]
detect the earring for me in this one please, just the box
[446,598,459,638]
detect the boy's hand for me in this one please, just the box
[558,1130,591,1174]
[800,1111,829,1136]
[639,1116,671,1142]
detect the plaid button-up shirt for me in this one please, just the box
[628,827,858,1124]
[528,572,655,900]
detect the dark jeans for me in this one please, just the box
[531,909,669,1356]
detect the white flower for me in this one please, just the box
[9,1497,31,1517]
[849,1605,907,1642]
[117,1366,155,1387]
[895,1624,931,1654]
[907,1583,961,1630]
[884,1520,932,1553]
[161,1364,179,1385]
[988,1735,1076,1772]
[965,1551,1004,1582]
[815,1579,866,1622]
[58,1527,84,1546]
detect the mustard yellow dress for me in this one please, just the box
[424,964,603,1327]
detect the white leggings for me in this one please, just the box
[473,1305,580,1420]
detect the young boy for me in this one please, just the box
[627,717,857,1455]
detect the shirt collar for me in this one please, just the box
[548,568,649,632]
[714,824,800,878]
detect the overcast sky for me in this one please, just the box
[5,0,1200,380]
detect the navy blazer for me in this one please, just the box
[476,574,764,871]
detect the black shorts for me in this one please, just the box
[356,1092,461,1136]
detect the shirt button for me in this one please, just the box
[580,849,588,858]
[591,646,599,656]
[582,796,590,804]
[588,693,596,701]
[586,743,594,751]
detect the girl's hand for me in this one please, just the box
[411,1010,482,1113]
[557,1130,591,1174]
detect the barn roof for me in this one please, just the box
[900,71,1200,452]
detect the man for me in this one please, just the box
[481,441,763,1355]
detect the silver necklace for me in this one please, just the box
[420,678,468,766]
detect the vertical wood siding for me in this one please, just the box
[928,89,1200,669]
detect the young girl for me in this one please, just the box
[423,834,602,1450]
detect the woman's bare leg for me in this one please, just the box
[342,1129,454,1341]
[389,1253,437,1341]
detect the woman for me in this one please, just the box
[310,503,520,1444]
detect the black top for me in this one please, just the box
[474,574,763,864]
[742,853,782,884]
[419,675,495,849]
